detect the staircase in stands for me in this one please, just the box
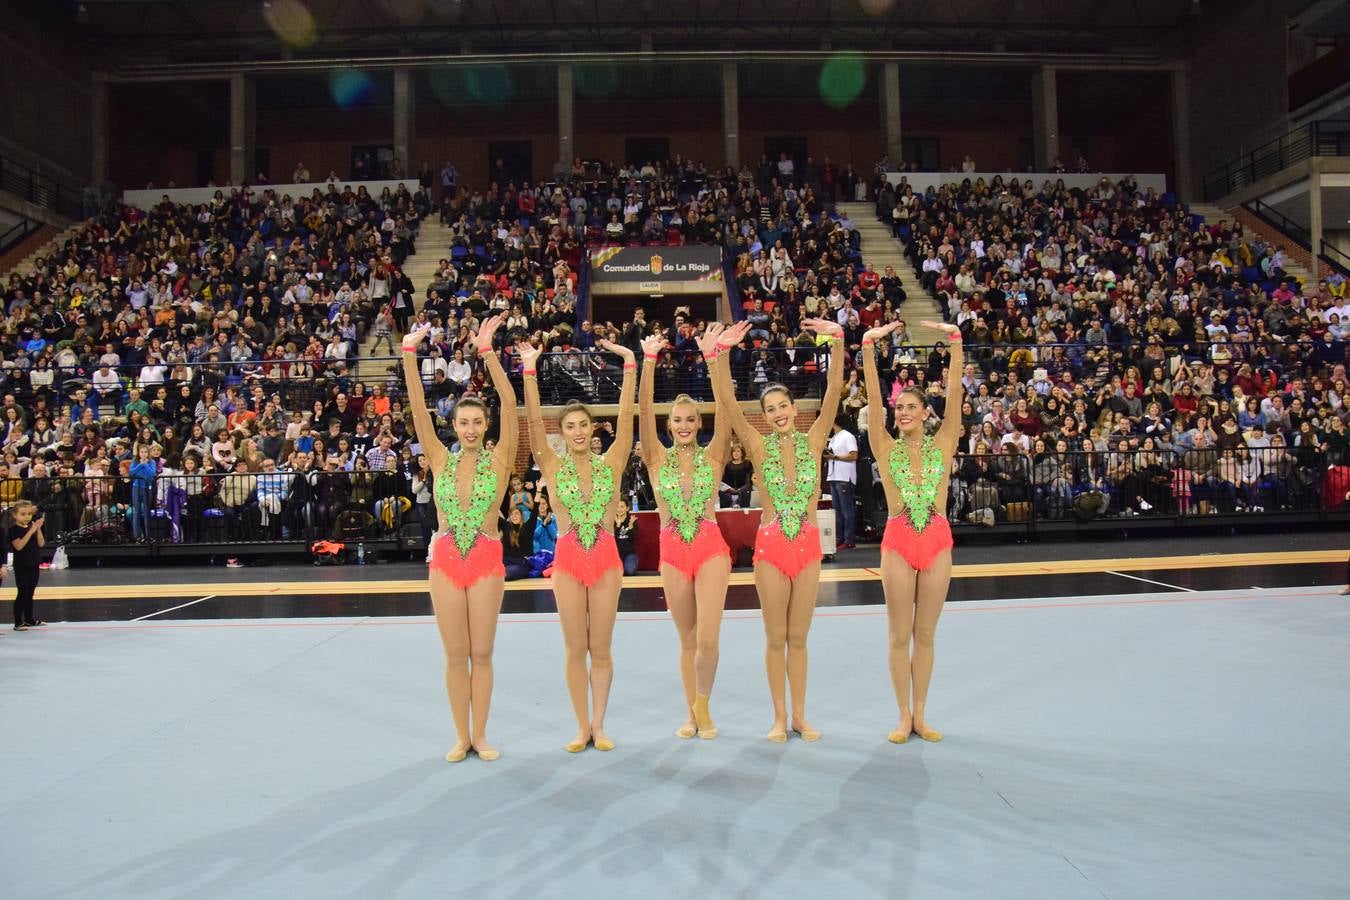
[1188,200,1329,283]
[367,207,946,378]
[2,222,84,283]
[836,201,946,346]
[354,219,455,380]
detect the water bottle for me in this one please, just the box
[357,542,366,565]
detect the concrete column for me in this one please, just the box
[721,62,739,170]
[881,61,902,164]
[1030,65,1059,170]
[1170,67,1194,200]
[1310,167,1323,265]
[91,74,109,186]
[393,68,415,179]
[229,72,255,186]
[558,63,574,170]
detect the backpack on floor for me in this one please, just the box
[310,540,347,565]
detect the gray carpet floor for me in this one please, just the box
[2,584,1347,899]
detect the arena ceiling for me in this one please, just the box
[69,0,1202,74]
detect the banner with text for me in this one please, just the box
[589,246,723,283]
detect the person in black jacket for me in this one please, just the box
[612,501,639,575]
[8,501,46,630]
[501,506,535,581]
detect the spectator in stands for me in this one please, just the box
[612,501,639,575]
[531,494,557,555]
[826,416,859,550]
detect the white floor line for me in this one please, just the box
[132,595,217,622]
[1104,571,1195,592]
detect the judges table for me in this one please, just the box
[633,501,831,572]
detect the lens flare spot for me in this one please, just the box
[263,0,317,48]
[819,55,866,109]
[330,70,375,107]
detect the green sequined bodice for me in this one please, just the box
[556,452,615,549]
[657,445,716,542]
[888,435,945,532]
[436,449,499,554]
[762,431,817,540]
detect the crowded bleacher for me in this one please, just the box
[1,160,1347,562]
[874,172,1349,521]
[0,156,884,554]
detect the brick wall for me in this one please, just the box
[506,405,819,475]
[1229,206,1333,280]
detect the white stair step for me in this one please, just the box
[838,202,945,345]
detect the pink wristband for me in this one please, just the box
[623,362,637,371]
[861,339,874,348]
[643,353,658,361]
[523,366,536,376]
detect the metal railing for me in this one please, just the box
[1320,240,1350,278]
[8,345,839,410]
[7,469,424,549]
[528,345,831,405]
[1241,199,1350,279]
[0,154,84,220]
[0,218,38,255]
[944,446,1340,526]
[1202,120,1350,201]
[11,335,1348,421]
[7,444,1344,555]
[1242,198,1313,250]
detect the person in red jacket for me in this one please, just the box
[1171,382,1199,419]
[857,263,881,298]
[858,296,885,330]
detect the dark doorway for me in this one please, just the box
[351,145,394,180]
[591,293,719,325]
[901,137,941,172]
[764,136,808,170]
[625,137,671,167]
[196,148,215,187]
[488,141,533,184]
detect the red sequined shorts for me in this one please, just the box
[428,532,506,589]
[552,528,623,587]
[753,519,822,580]
[880,513,954,572]
[659,519,731,581]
